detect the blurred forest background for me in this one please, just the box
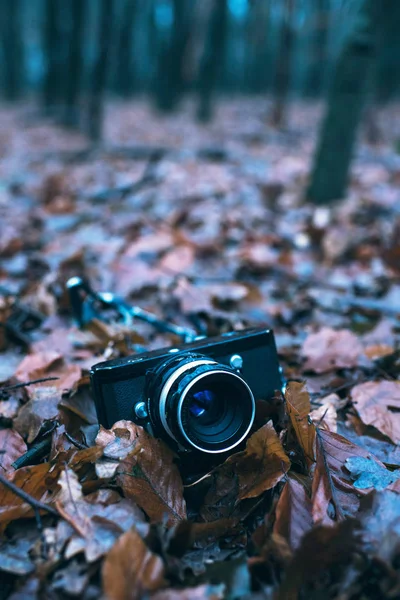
[1,0,400,203]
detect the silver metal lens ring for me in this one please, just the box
[158,359,216,443]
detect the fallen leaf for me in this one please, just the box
[301,328,363,373]
[200,421,290,520]
[310,401,337,432]
[0,429,27,476]
[15,353,81,397]
[285,382,316,465]
[102,528,165,600]
[235,421,291,500]
[96,420,139,459]
[351,380,400,444]
[277,520,361,600]
[15,351,62,382]
[273,475,313,550]
[0,536,36,576]
[0,463,57,531]
[311,429,386,526]
[364,343,394,360]
[56,467,147,562]
[51,560,89,596]
[345,456,400,491]
[13,386,60,443]
[113,422,186,524]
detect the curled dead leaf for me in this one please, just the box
[351,380,400,445]
[285,382,316,465]
[56,468,147,562]
[112,423,186,524]
[235,421,291,500]
[311,429,387,526]
[102,528,165,600]
[273,475,313,550]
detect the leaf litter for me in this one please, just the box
[1,99,400,598]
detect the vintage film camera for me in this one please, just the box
[91,328,282,464]
[68,278,283,473]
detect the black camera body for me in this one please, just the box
[91,327,282,472]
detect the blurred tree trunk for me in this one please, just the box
[43,0,63,113]
[64,0,87,126]
[304,0,330,97]
[196,0,228,122]
[87,0,115,142]
[156,0,193,112]
[246,0,271,93]
[307,0,381,204]
[270,0,295,127]
[115,0,138,96]
[1,0,23,101]
[375,1,400,103]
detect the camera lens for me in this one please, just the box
[150,355,255,454]
[179,372,254,452]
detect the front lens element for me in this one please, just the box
[188,389,216,418]
[178,371,255,453]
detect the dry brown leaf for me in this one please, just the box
[0,429,27,476]
[273,475,313,550]
[0,463,56,530]
[102,528,165,600]
[351,381,400,444]
[285,382,316,464]
[301,328,363,373]
[96,420,139,459]
[235,421,291,500]
[311,429,385,526]
[200,421,290,521]
[15,351,62,381]
[55,468,147,562]
[15,352,81,397]
[13,386,60,443]
[310,401,337,433]
[113,422,186,524]
[277,520,361,600]
[364,344,394,360]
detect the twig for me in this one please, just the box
[64,432,88,450]
[0,471,59,519]
[1,377,59,391]
[12,438,52,470]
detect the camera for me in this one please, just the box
[91,327,282,469]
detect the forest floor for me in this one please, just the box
[1,98,400,599]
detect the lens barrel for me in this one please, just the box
[146,353,255,454]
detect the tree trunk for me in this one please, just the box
[1,0,23,101]
[87,0,115,143]
[246,0,271,94]
[304,0,330,97]
[196,0,228,123]
[64,0,87,127]
[307,0,381,204]
[155,0,192,112]
[270,0,295,128]
[43,0,69,114]
[115,0,138,97]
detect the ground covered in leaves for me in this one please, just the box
[1,99,400,599]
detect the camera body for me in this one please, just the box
[91,327,282,473]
